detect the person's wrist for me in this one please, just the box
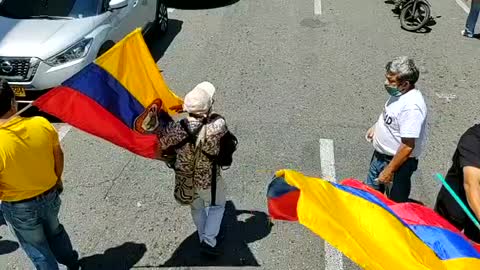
[383,167,394,175]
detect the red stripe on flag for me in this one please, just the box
[340,178,479,246]
[268,190,300,221]
[34,87,159,159]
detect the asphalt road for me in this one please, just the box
[2,0,480,269]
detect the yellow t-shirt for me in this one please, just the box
[0,116,59,202]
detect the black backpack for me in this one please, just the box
[204,113,238,169]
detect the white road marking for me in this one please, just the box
[455,0,470,13]
[57,124,72,141]
[314,0,322,15]
[167,8,175,13]
[319,139,344,270]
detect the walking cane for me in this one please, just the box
[435,173,480,231]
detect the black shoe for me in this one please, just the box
[66,263,80,270]
[65,251,80,270]
[200,241,221,257]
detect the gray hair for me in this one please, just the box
[385,56,419,85]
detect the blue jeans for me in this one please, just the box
[1,190,78,270]
[465,0,480,36]
[365,151,418,203]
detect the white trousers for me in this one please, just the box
[190,177,226,248]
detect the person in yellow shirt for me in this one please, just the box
[0,79,78,270]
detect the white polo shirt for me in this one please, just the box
[372,89,427,158]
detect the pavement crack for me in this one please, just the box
[103,156,135,200]
[73,179,113,189]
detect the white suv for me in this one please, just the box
[0,0,168,102]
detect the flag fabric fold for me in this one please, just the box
[267,169,480,270]
[34,28,183,159]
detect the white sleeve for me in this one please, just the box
[399,106,426,138]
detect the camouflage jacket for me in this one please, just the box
[157,115,227,189]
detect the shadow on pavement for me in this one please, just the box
[0,211,5,226]
[0,213,19,255]
[160,201,271,267]
[0,239,19,255]
[408,198,425,205]
[166,0,240,10]
[412,26,432,34]
[79,242,147,270]
[145,19,183,62]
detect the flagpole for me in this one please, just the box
[435,173,480,230]
[0,103,33,126]
[14,103,33,116]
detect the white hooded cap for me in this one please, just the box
[183,81,216,115]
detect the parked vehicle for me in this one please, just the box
[0,0,168,102]
[399,0,431,32]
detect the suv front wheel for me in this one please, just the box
[156,0,168,34]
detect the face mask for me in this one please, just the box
[384,83,402,97]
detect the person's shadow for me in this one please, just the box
[0,238,19,255]
[0,211,20,255]
[157,201,272,267]
[79,242,147,270]
[144,19,183,62]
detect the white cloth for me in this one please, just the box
[372,89,427,158]
[190,176,226,248]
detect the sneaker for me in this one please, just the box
[200,241,221,257]
[462,30,474,38]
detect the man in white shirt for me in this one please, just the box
[365,56,427,203]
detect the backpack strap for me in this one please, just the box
[211,164,217,206]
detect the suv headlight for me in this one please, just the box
[45,38,93,66]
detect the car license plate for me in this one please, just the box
[12,86,26,97]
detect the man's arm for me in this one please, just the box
[463,166,480,221]
[378,138,414,183]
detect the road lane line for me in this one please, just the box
[319,139,344,270]
[57,124,72,141]
[314,0,322,15]
[456,0,470,13]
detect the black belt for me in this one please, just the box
[374,151,394,161]
[374,150,418,161]
[8,184,58,204]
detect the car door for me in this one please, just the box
[108,0,146,42]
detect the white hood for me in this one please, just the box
[0,16,104,59]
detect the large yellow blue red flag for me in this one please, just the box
[34,29,183,158]
[267,169,480,270]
